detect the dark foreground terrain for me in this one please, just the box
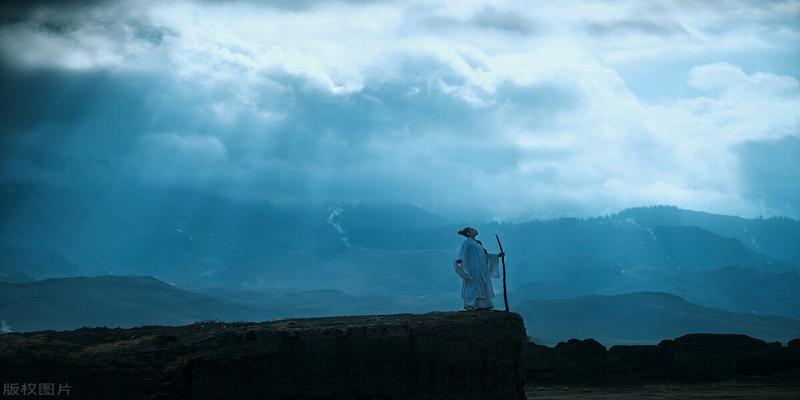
[525,380,800,399]
[1,310,799,399]
[0,311,527,399]
[525,334,800,384]
[524,333,800,399]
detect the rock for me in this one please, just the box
[522,342,557,382]
[554,339,629,383]
[608,344,672,377]
[737,342,800,376]
[525,333,800,385]
[525,338,629,384]
[555,338,607,359]
[672,333,768,380]
[674,333,768,353]
[0,311,527,400]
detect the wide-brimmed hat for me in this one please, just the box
[457,227,478,237]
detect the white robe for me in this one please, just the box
[453,237,500,309]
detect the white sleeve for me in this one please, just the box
[453,259,472,280]
[454,241,472,280]
[458,240,469,262]
[487,254,500,278]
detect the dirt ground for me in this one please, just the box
[525,381,800,399]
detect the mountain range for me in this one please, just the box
[518,291,800,345]
[1,182,799,336]
[0,275,266,332]
[2,275,798,347]
[511,266,800,319]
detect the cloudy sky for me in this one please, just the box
[1,0,798,220]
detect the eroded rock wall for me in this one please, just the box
[0,311,527,399]
[524,334,800,385]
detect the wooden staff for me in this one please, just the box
[495,233,509,312]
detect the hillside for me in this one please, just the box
[3,184,797,289]
[5,275,800,351]
[0,183,343,285]
[0,275,273,332]
[600,266,800,318]
[511,266,800,319]
[493,219,795,288]
[517,292,800,345]
[616,206,800,264]
[0,275,463,333]
[194,284,458,317]
[2,182,799,328]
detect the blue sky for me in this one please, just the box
[0,0,798,220]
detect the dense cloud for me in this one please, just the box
[1,0,798,220]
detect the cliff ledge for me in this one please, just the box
[0,311,527,400]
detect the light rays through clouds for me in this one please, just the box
[0,0,798,219]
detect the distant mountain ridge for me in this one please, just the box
[517,292,800,345]
[490,215,796,290]
[0,275,272,332]
[600,266,800,319]
[3,184,796,275]
[329,202,452,232]
[615,206,800,264]
[1,182,798,323]
[511,266,800,319]
[3,276,799,350]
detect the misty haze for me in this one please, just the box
[1,1,799,399]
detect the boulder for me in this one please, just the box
[608,343,672,377]
[737,342,800,376]
[554,338,607,359]
[525,333,800,384]
[525,338,629,384]
[672,334,767,380]
[522,342,557,382]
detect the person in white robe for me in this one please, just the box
[453,227,504,310]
